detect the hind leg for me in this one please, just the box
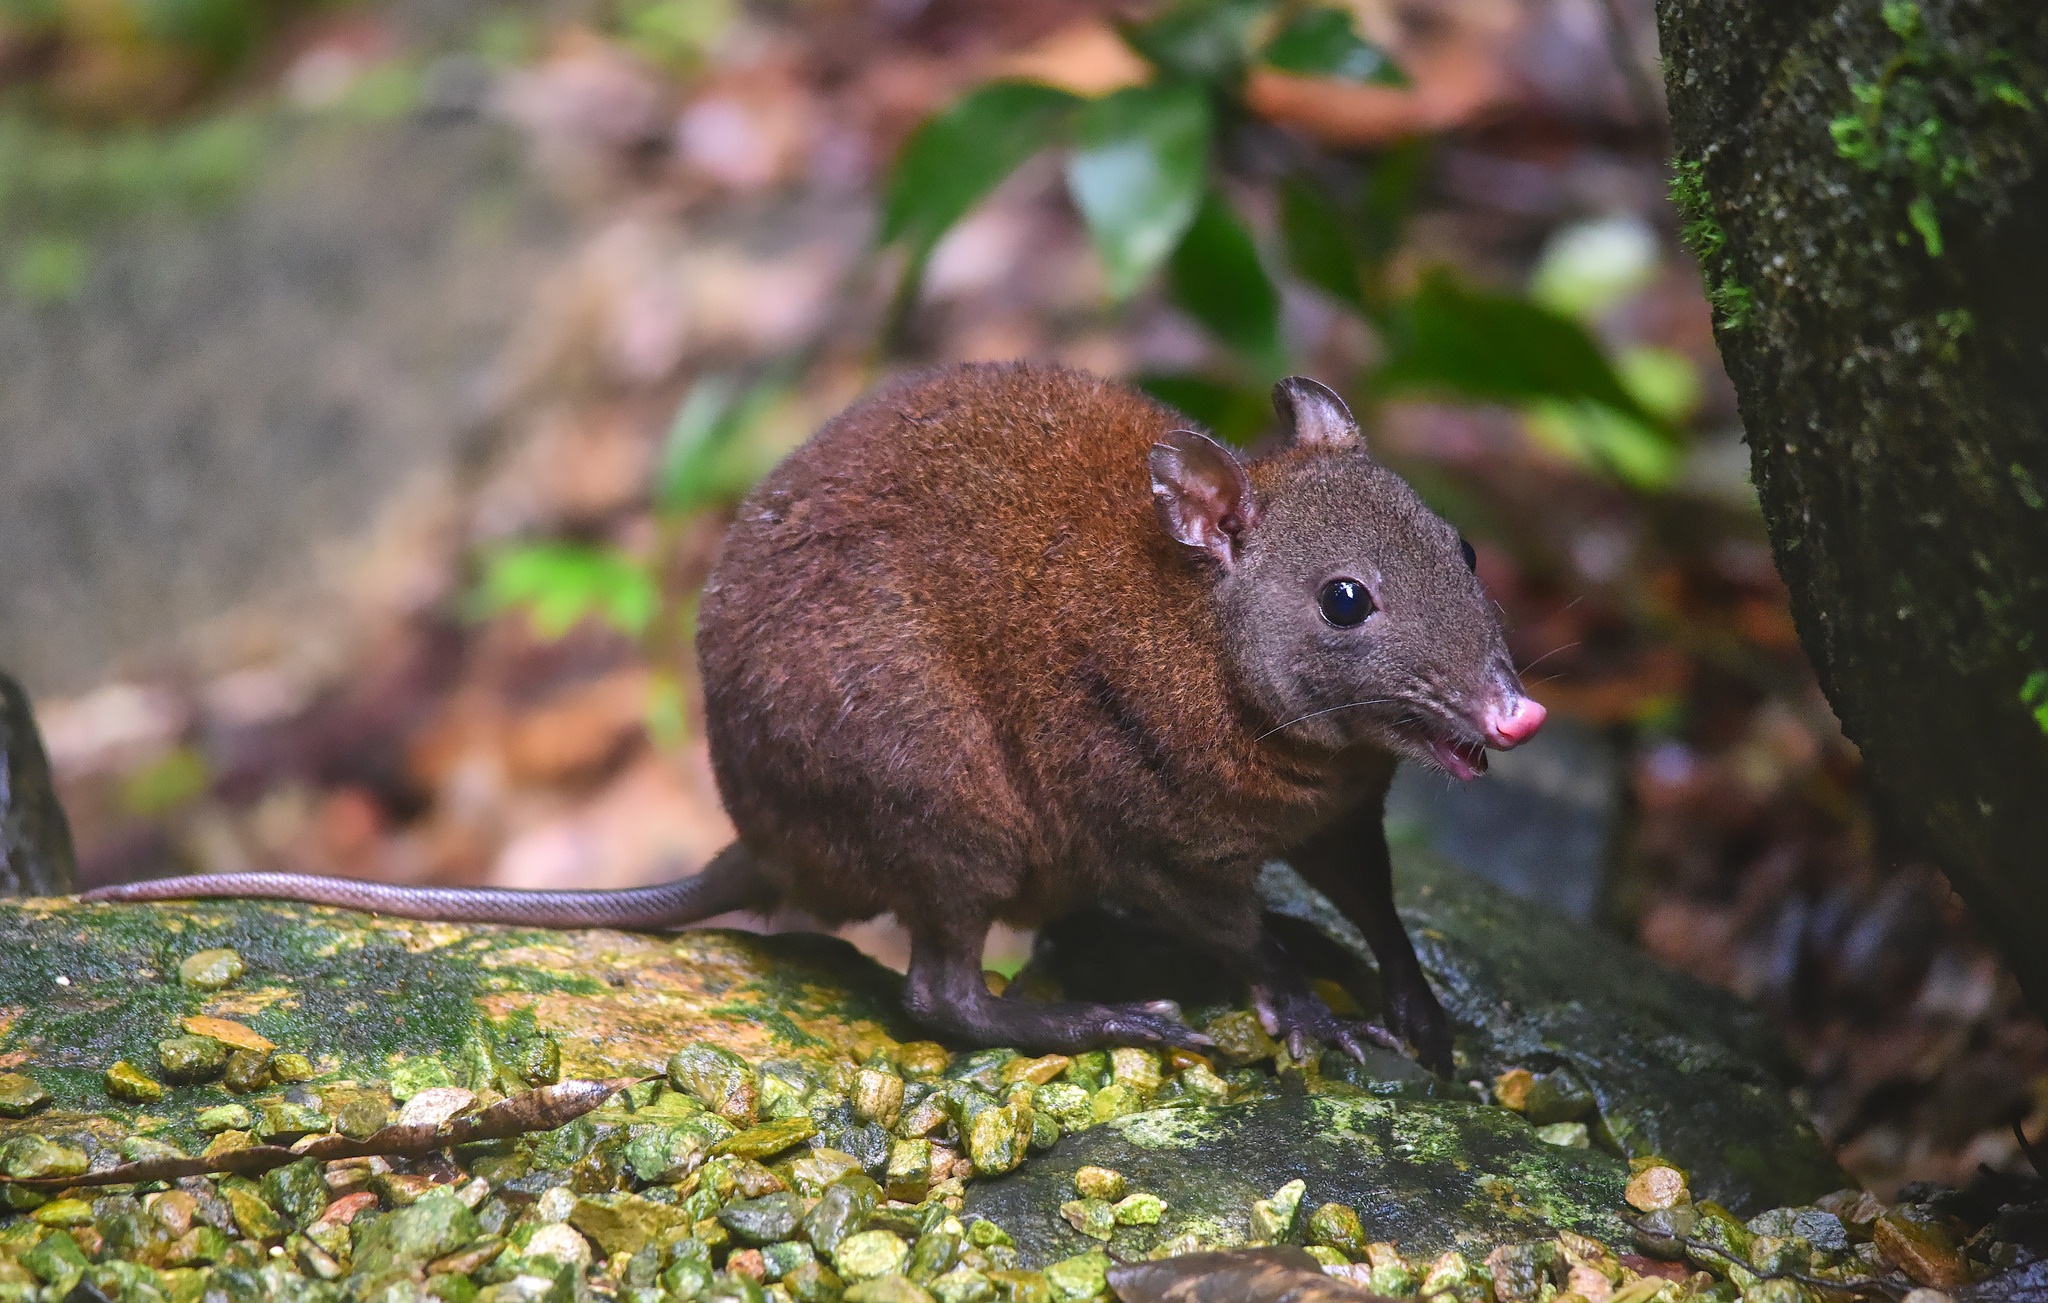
[904,915,1212,1052]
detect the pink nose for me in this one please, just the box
[1483,696,1546,749]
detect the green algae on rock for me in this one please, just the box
[1262,852,1849,1212]
[0,1076,46,1120]
[0,896,916,1150]
[0,867,1911,1300]
[962,1096,1631,1268]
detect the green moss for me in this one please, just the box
[1826,0,2040,257]
[1669,159,1752,330]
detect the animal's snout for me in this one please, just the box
[1481,695,1546,749]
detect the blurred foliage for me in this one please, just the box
[611,0,732,69]
[118,746,210,817]
[2024,670,2048,736]
[477,543,661,641]
[0,110,263,300]
[0,0,331,110]
[487,0,1705,674]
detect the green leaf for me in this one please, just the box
[1115,0,1268,85]
[1279,174,1363,309]
[879,80,1083,258]
[1262,7,1405,86]
[656,368,790,515]
[1376,269,1676,438]
[1525,401,1683,490]
[2022,670,2048,736]
[1136,372,1273,446]
[1167,189,1281,364]
[477,543,659,640]
[1065,81,1214,300]
[1356,139,1428,268]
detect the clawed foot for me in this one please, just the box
[1250,985,1404,1064]
[910,986,1213,1053]
[1086,999,1215,1051]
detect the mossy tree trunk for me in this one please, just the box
[1655,1,2048,1012]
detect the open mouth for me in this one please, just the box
[1421,734,1489,780]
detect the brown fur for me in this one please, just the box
[696,361,1531,1065]
[88,360,1533,1068]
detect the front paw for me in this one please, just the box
[1387,985,1453,1077]
[1097,1000,1215,1051]
[1250,987,1404,1065]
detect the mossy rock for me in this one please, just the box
[962,1095,1629,1266]
[1284,852,1848,1213]
[0,898,914,1158]
[0,852,1837,1244]
[1021,850,1846,1215]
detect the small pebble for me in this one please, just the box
[1493,1068,1536,1111]
[1108,1047,1161,1094]
[1001,1055,1070,1087]
[1535,1121,1591,1148]
[524,1222,594,1269]
[1073,1167,1126,1201]
[105,1059,165,1102]
[853,1068,906,1128]
[195,1103,254,1132]
[1060,1198,1115,1242]
[1306,1202,1368,1258]
[0,1071,49,1117]
[397,1086,477,1129]
[222,1048,273,1094]
[336,1096,389,1139]
[157,1033,227,1083]
[178,948,245,990]
[30,1198,94,1228]
[1112,1193,1164,1226]
[1043,1250,1111,1301]
[181,1014,273,1052]
[1251,1179,1307,1242]
[834,1229,911,1282]
[897,1043,952,1080]
[1625,1162,1690,1211]
[1874,1208,1969,1290]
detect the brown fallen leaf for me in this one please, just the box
[1107,1247,1397,1303]
[0,1076,644,1189]
[180,1016,274,1053]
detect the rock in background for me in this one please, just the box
[0,671,77,897]
[0,110,567,696]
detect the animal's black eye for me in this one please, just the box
[1459,538,1478,571]
[1318,578,1375,627]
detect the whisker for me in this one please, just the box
[1517,641,1581,675]
[1254,698,1397,743]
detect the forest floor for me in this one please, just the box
[10,0,2043,1197]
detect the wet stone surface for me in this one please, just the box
[0,861,2029,1300]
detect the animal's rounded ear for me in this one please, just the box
[1273,376,1360,450]
[1149,430,1256,570]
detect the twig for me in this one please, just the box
[0,1077,644,1190]
[1625,1216,1909,1301]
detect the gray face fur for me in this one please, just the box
[1217,449,1521,761]
[1148,378,1522,767]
